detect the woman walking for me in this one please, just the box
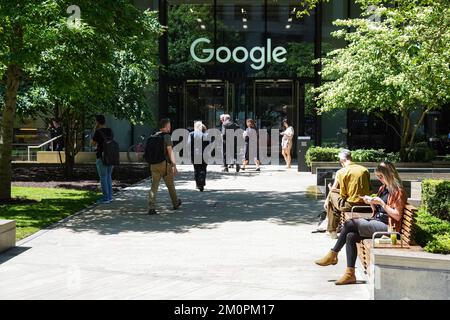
[314,162,407,285]
[280,119,294,168]
[242,119,261,171]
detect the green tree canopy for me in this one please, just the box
[0,0,162,200]
[312,0,450,159]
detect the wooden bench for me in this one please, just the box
[344,204,420,274]
[0,220,16,253]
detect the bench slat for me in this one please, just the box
[401,218,413,230]
[402,214,415,223]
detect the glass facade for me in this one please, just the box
[135,0,414,151]
[4,0,405,155]
[4,0,447,159]
[161,0,319,152]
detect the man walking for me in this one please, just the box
[146,118,181,215]
[92,115,115,204]
[326,149,370,238]
[221,114,240,173]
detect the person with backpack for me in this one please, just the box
[188,121,209,192]
[144,118,181,215]
[92,115,119,204]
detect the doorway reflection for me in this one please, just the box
[185,80,231,130]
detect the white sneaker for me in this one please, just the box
[317,217,328,231]
[328,231,338,239]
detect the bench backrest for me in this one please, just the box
[400,204,417,245]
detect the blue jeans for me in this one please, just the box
[96,158,113,201]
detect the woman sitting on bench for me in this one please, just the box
[314,162,407,285]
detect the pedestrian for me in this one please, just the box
[91,115,114,204]
[325,149,370,239]
[280,119,294,168]
[221,114,240,172]
[315,162,406,285]
[145,118,182,215]
[48,118,64,151]
[242,118,261,171]
[188,121,209,192]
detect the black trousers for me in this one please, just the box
[193,164,207,188]
[332,219,362,268]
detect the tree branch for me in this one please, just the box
[374,112,401,138]
[408,106,433,147]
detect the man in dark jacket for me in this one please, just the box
[91,115,114,204]
[221,114,240,173]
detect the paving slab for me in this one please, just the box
[0,165,370,300]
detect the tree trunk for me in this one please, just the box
[62,109,75,179]
[407,106,431,150]
[62,108,85,179]
[0,65,21,201]
[399,112,411,162]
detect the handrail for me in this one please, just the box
[27,135,62,162]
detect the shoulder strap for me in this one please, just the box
[98,128,112,141]
[153,131,165,138]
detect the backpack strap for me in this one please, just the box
[154,131,169,176]
[97,128,112,142]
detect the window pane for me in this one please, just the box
[216,0,265,77]
[168,0,214,79]
[265,0,315,78]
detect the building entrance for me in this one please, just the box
[178,78,309,159]
[252,80,296,133]
[184,80,233,130]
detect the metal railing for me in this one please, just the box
[27,135,62,162]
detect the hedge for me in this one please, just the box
[305,147,340,167]
[305,146,400,167]
[406,142,437,162]
[414,208,450,254]
[421,179,450,221]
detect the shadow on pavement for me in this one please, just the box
[0,247,31,265]
[60,170,323,236]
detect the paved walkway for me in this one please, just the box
[0,165,370,299]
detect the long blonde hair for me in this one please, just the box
[375,162,402,194]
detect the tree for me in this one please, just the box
[33,3,161,177]
[0,1,63,201]
[0,1,162,200]
[312,0,450,159]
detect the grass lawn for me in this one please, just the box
[0,187,100,241]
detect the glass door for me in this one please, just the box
[252,79,296,158]
[253,80,296,132]
[184,80,233,130]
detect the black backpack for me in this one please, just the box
[144,132,167,164]
[99,129,120,166]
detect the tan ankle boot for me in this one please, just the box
[315,250,338,266]
[335,267,357,285]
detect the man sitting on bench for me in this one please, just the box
[325,149,370,239]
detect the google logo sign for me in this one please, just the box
[190,38,287,71]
